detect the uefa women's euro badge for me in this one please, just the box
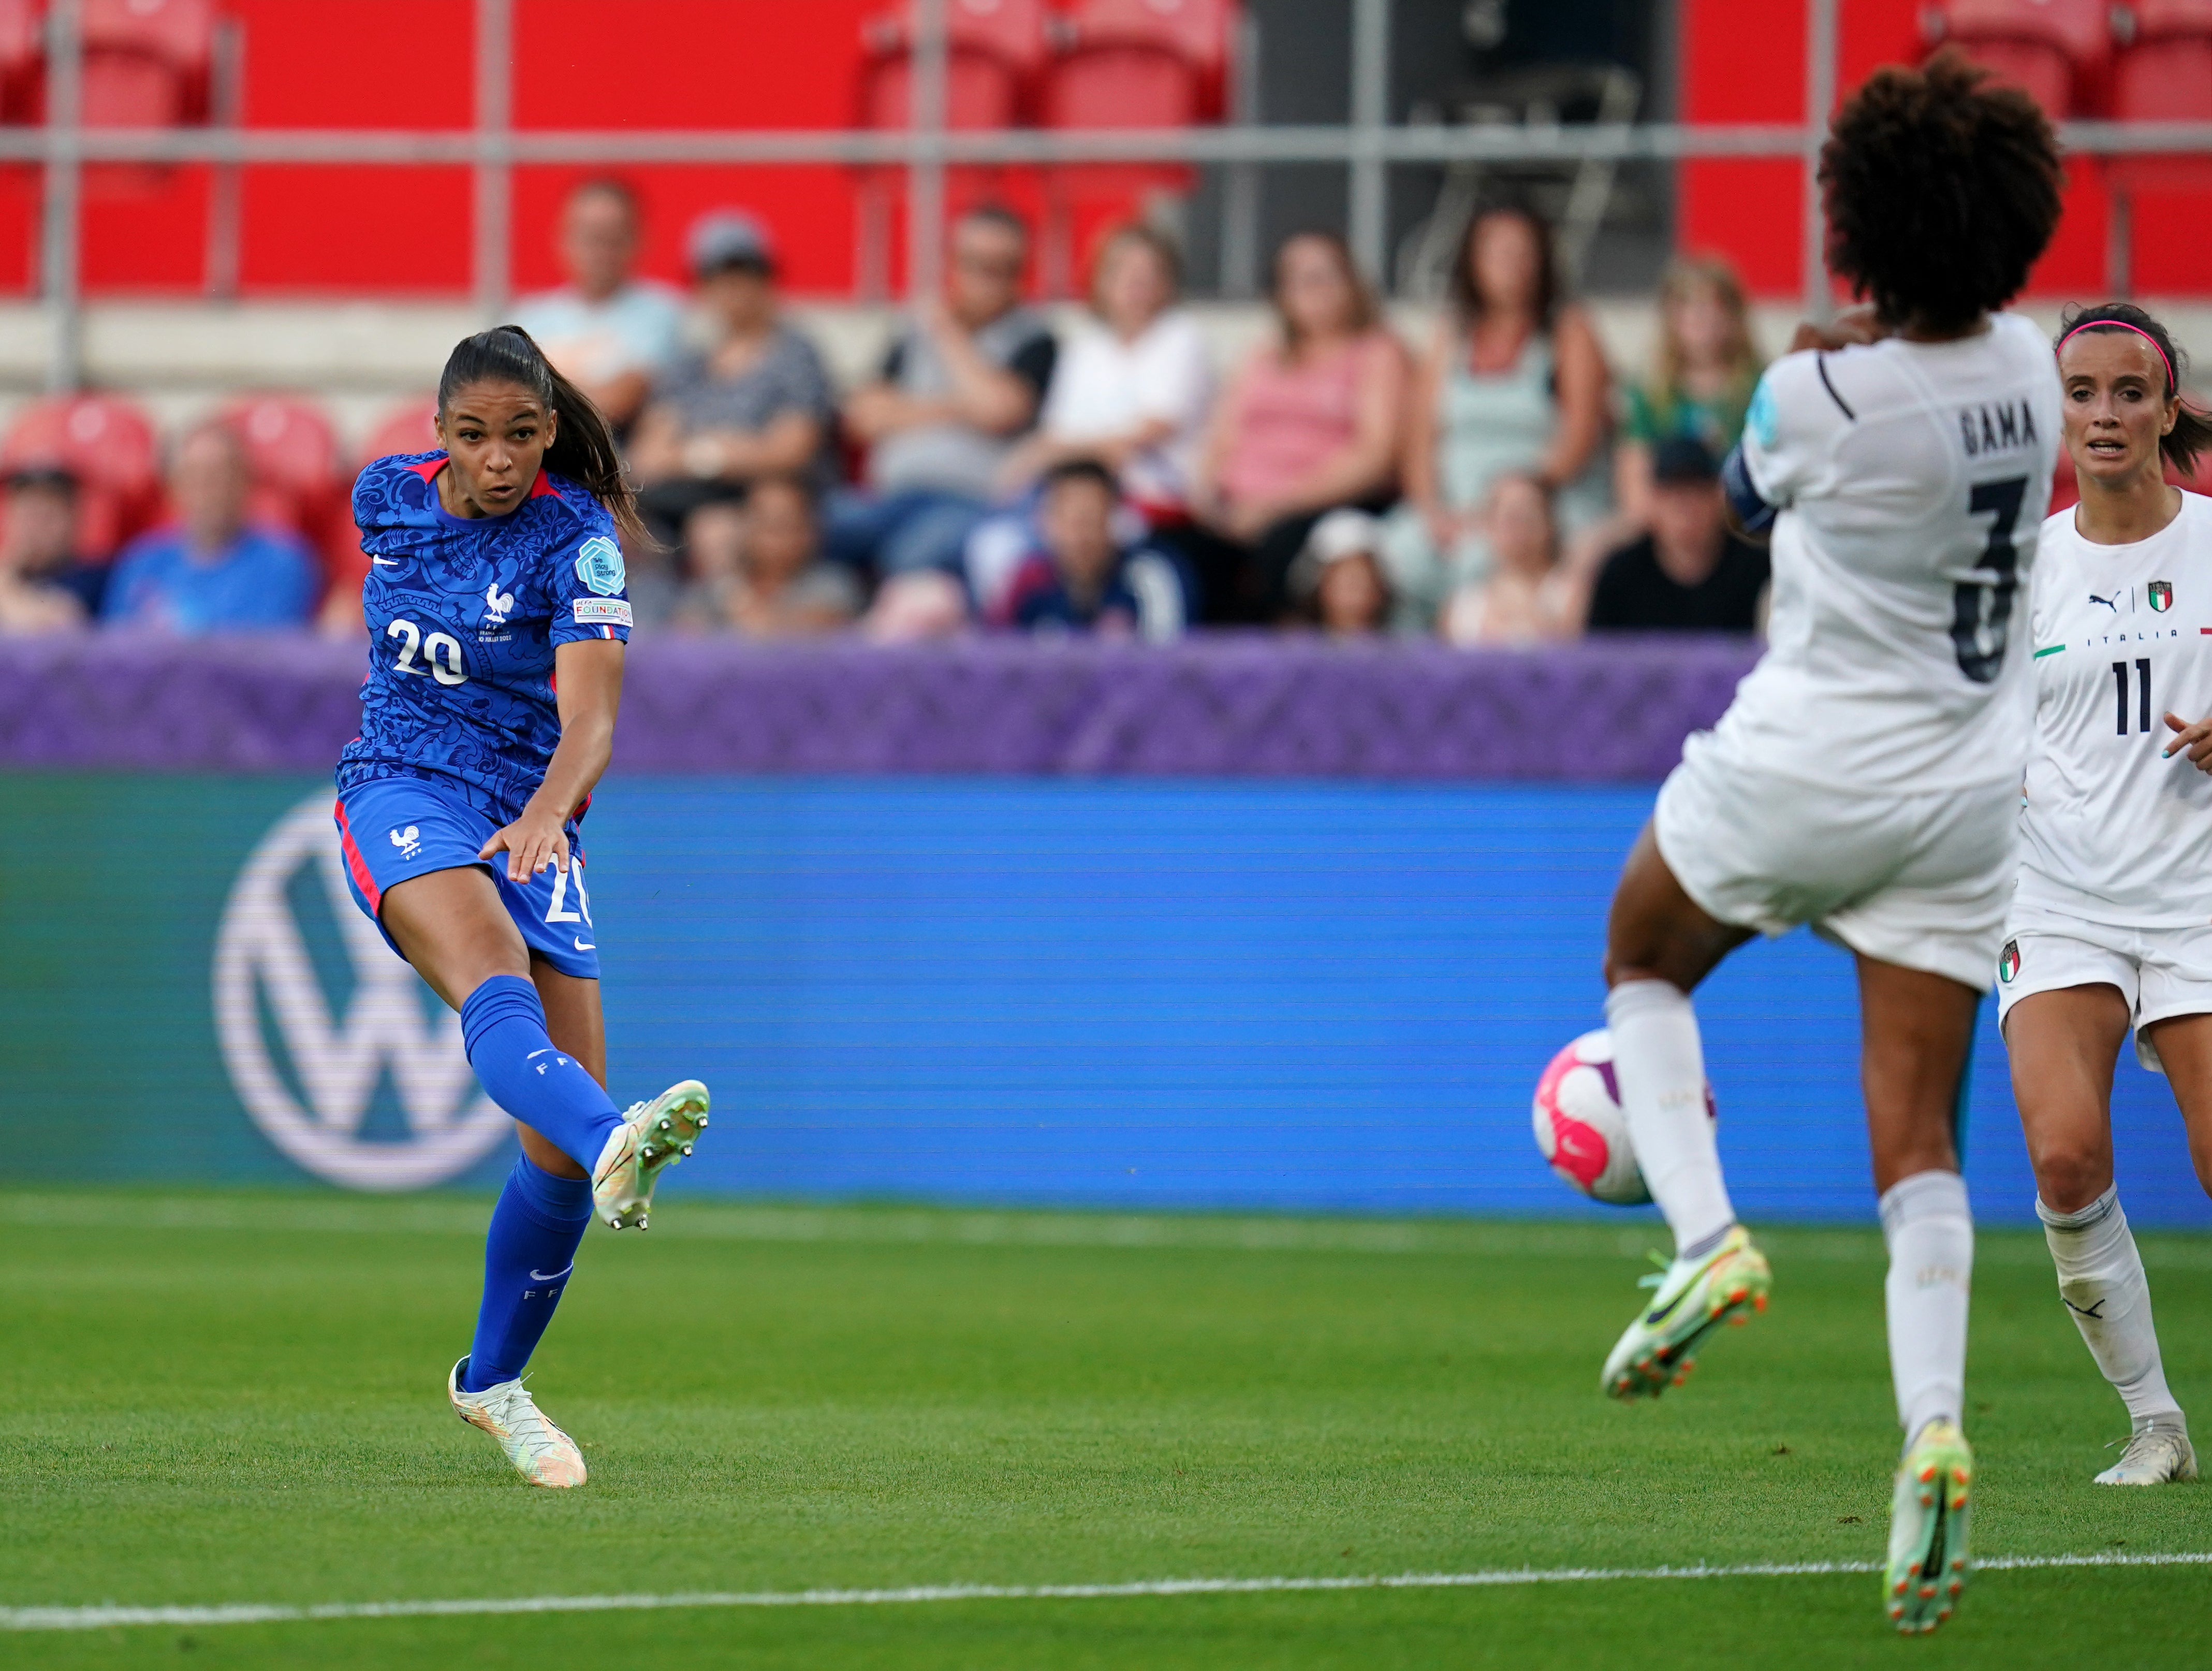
[575,535,626,597]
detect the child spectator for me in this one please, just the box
[101,426,317,633]
[833,205,1057,577]
[672,475,859,638]
[509,179,684,434]
[629,211,837,558]
[1188,231,1405,620]
[993,459,1193,642]
[1439,473,1583,646]
[1287,508,1394,637]
[0,466,98,633]
[1383,201,1610,626]
[1586,438,1769,633]
[1614,255,1763,529]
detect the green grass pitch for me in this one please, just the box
[4,1190,2210,1669]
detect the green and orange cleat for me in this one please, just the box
[1600,1224,1771,1400]
[591,1079,710,1231]
[1886,1418,1973,1633]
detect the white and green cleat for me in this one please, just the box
[447,1358,588,1489]
[1886,1418,1972,1634]
[1601,1224,1771,1400]
[592,1079,710,1230]
[2095,1423,2197,1486]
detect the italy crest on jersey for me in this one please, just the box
[2149,580,2173,613]
[1998,939,2020,984]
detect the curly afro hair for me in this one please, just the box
[1821,50,2062,334]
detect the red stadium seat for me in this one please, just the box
[359,397,441,468]
[2109,0,2212,193]
[214,393,344,541]
[1,391,159,561]
[1047,0,1234,120]
[80,0,213,126]
[858,0,1050,131]
[1921,0,2110,114]
[0,0,40,123]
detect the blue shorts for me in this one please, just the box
[334,778,602,980]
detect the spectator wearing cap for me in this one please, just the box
[509,179,685,434]
[101,426,317,634]
[1585,437,1769,634]
[0,465,100,633]
[669,476,860,639]
[1439,473,1583,646]
[1288,507,1393,637]
[832,204,1058,578]
[991,458,1194,642]
[628,209,838,590]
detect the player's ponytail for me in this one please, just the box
[436,324,649,548]
[2056,302,2212,478]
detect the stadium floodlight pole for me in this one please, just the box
[907,0,949,308]
[1348,0,1391,294]
[1800,0,1838,325]
[474,0,515,322]
[40,0,82,393]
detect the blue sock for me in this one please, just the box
[461,1154,593,1393]
[459,975,623,1171]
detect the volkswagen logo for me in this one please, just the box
[211,791,510,1190]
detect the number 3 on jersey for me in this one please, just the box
[1952,476,2028,684]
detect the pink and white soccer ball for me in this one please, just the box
[1531,1028,1716,1207]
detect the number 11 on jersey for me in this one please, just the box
[2113,658,2152,735]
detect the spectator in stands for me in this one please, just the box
[1287,508,1393,638]
[0,466,98,633]
[629,210,837,561]
[1186,231,1405,621]
[992,459,1193,642]
[509,179,684,434]
[999,225,1210,517]
[1439,474,1583,646]
[1613,255,1762,530]
[671,476,858,638]
[101,426,317,633]
[1383,202,1610,627]
[833,205,1057,578]
[1586,438,1768,633]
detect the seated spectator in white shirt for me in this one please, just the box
[998,225,1211,519]
[101,427,317,634]
[991,459,1193,642]
[628,210,839,569]
[670,475,858,639]
[832,205,1057,578]
[0,465,99,633]
[509,179,684,434]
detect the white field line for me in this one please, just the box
[6,1552,2209,1634]
[5,1194,2182,1267]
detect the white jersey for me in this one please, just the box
[1714,312,2062,792]
[2014,491,2212,928]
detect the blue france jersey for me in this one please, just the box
[335,452,632,824]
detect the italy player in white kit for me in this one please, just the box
[1592,56,2063,1633]
[1998,303,2212,1489]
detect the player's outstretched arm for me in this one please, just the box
[479,638,626,881]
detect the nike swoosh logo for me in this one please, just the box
[529,1265,573,1282]
[1644,1291,1688,1327]
[574,937,594,951]
[371,557,401,567]
[526,1049,553,1060]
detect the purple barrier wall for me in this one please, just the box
[0,633,1761,780]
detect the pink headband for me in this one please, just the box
[2058,319,2175,392]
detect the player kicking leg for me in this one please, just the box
[1587,53,2063,1634]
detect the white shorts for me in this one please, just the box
[1995,907,2212,1073]
[1653,731,2017,992]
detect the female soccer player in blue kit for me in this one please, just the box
[335,325,708,1488]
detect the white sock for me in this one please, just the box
[1880,1170,1973,1443]
[2038,1186,2185,1434]
[1605,979,1734,1256]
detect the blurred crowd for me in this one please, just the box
[0,178,1775,647]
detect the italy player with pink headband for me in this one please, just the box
[1999,302,2212,1489]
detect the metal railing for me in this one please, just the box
[36,0,2212,392]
